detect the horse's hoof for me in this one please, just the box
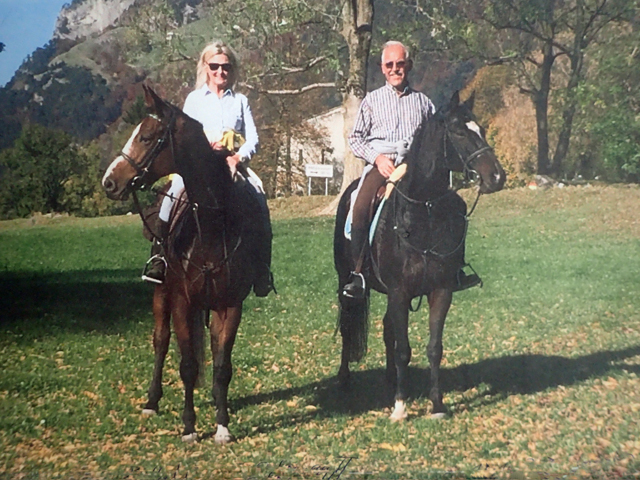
[215,425,233,445]
[431,412,447,420]
[141,408,157,416]
[182,432,198,443]
[389,400,408,422]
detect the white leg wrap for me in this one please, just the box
[215,425,233,445]
[390,400,408,422]
[141,408,157,416]
[182,432,198,443]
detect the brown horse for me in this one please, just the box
[102,86,269,443]
[334,91,505,421]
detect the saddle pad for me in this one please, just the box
[344,163,408,242]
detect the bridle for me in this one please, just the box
[391,122,494,217]
[120,112,176,191]
[443,124,494,189]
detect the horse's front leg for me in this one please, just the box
[426,288,452,419]
[143,284,171,415]
[387,292,412,422]
[173,298,200,442]
[210,306,242,445]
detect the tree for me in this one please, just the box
[131,0,374,196]
[410,0,637,176]
[0,125,93,218]
[570,24,640,181]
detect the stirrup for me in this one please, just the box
[253,270,275,297]
[342,272,366,299]
[141,254,167,284]
[453,264,482,292]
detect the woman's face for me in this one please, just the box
[206,53,232,91]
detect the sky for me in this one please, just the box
[0,0,69,87]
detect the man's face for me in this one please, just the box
[381,44,412,90]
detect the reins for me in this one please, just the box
[366,121,493,302]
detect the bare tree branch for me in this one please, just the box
[241,81,336,95]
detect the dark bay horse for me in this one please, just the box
[102,86,267,443]
[334,91,505,421]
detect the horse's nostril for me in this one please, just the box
[103,177,116,193]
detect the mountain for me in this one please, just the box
[0,0,206,152]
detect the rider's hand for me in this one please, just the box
[226,153,241,176]
[374,155,395,178]
[210,141,225,150]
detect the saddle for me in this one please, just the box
[346,164,408,243]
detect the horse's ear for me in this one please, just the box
[450,90,461,107]
[143,85,166,117]
[464,91,476,111]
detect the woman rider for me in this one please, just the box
[142,40,274,297]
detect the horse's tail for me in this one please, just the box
[334,179,370,362]
[191,309,207,388]
[337,295,370,363]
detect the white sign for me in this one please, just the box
[305,164,334,178]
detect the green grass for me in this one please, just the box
[1,187,639,479]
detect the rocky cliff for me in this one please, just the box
[53,0,139,46]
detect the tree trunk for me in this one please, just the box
[340,0,374,192]
[321,0,374,215]
[534,42,554,175]
[551,25,586,175]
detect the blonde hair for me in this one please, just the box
[195,40,240,89]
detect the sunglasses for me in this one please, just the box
[383,60,407,70]
[208,63,232,72]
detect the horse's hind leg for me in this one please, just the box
[143,285,171,415]
[426,289,452,419]
[210,306,241,445]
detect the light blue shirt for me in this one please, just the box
[182,85,259,161]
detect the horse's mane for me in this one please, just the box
[406,107,447,180]
[160,102,237,257]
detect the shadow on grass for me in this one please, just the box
[228,345,640,438]
[0,270,154,336]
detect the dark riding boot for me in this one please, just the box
[253,239,274,297]
[342,225,368,299]
[453,267,482,292]
[142,219,169,284]
[252,204,275,298]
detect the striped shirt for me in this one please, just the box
[348,82,435,164]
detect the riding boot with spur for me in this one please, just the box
[342,225,368,299]
[142,219,169,284]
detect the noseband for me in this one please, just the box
[120,112,176,190]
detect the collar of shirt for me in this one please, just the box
[384,81,411,97]
[203,85,234,98]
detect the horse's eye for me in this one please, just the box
[139,135,153,144]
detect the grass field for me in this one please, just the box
[1,185,639,480]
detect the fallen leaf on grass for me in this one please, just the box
[378,443,406,452]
